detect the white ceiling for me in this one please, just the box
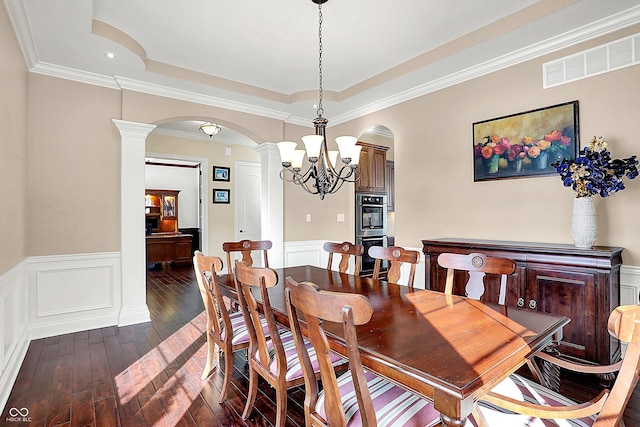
[6,0,640,141]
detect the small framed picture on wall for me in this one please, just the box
[213,166,230,181]
[213,188,230,204]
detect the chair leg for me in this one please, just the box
[242,365,259,420]
[201,334,215,380]
[218,349,234,402]
[274,388,288,427]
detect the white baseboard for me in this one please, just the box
[118,304,151,327]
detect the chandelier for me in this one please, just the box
[276,0,361,200]
[199,122,221,138]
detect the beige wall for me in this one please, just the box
[0,3,28,275]
[146,133,260,257]
[4,5,640,271]
[26,74,122,256]
[354,25,640,264]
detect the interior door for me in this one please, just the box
[235,160,262,243]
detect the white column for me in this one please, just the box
[112,119,156,326]
[255,143,284,268]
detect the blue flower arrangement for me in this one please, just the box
[553,136,638,198]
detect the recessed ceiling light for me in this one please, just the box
[105,52,116,59]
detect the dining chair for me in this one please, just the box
[468,304,640,427]
[285,277,442,426]
[368,245,420,288]
[233,261,347,427]
[192,251,269,402]
[222,239,272,269]
[437,252,516,304]
[323,241,364,275]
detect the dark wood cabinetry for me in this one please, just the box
[146,233,192,265]
[355,142,388,193]
[422,238,623,365]
[385,160,394,211]
[145,189,192,266]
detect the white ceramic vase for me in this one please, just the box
[571,196,597,249]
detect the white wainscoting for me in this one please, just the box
[27,252,122,339]
[620,265,640,305]
[0,260,29,413]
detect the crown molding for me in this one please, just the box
[31,62,120,89]
[4,0,38,68]
[330,5,640,126]
[10,3,640,127]
[114,76,292,121]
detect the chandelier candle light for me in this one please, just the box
[276,0,361,200]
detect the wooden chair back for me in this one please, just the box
[323,241,364,275]
[233,260,281,376]
[192,252,230,378]
[368,245,419,288]
[223,239,272,269]
[285,277,376,426]
[594,305,640,425]
[437,252,516,304]
[474,305,640,426]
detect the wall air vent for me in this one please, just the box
[543,33,639,88]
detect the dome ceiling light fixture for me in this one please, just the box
[276,0,360,200]
[199,122,222,138]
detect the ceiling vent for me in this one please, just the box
[543,33,639,88]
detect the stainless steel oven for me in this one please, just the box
[356,235,387,275]
[355,194,387,237]
[356,194,387,274]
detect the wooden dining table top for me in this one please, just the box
[217,264,570,426]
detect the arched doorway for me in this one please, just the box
[113,119,284,327]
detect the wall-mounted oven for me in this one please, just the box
[355,194,387,237]
[355,194,387,274]
[356,235,387,275]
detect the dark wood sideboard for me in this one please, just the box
[422,238,623,365]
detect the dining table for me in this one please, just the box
[217,264,570,426]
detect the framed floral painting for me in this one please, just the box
[473,101,579,181]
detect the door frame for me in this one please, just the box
[146,152,209,255]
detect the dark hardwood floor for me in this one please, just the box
[3,264,639,426]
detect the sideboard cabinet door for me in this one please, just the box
[527,267,598,361]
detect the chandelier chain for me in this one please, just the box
[317,2,324,117]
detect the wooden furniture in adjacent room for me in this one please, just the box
[422,238,624,366]
[355,142,388,193]
[146,233,192,266]
[145,189,192,266]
